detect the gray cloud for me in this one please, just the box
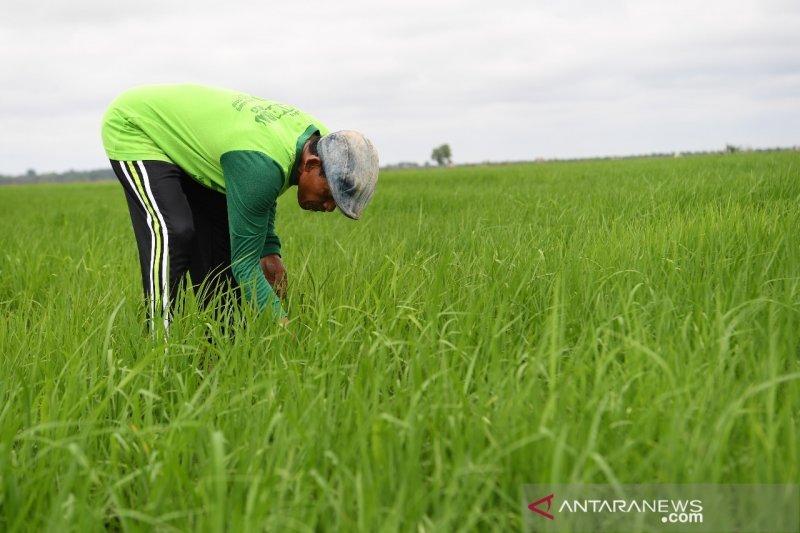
[0,0,798,174]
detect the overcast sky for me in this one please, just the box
[1,0,798,174]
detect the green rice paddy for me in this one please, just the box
[0,151,798,531]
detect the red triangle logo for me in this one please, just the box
[528,493,555,520]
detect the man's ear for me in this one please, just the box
[304,154,322,172]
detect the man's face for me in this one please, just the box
[297,167,336,212]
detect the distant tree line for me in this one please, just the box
[384,145,799,170]
[2,145,798,182]
[0,168,114,186]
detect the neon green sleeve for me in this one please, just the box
[220,150,286,319]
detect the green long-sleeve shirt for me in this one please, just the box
[221,151,286,317]
[101,84,329,317]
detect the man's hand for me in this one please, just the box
[260,254,287,299]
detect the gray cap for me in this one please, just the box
[318,130,379,220]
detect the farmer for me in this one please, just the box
[100,84,379,331]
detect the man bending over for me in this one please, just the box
[101,84,378,331]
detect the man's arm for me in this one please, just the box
[259,203,287,298]
[220,150,285,319]
[261,203,281,257]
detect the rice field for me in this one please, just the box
[0,151,798,531]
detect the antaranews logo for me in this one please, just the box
[528,493,555,520]
[524,484,799,532]
[527,491,704,526]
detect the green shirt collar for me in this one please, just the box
[289,124,321,186]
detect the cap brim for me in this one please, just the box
[322,161,363,220]
[330,184,361,220]
[338,205,360,220]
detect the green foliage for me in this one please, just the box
[431,144,452,166]
[725,144,741,154]
[0,152,799,530]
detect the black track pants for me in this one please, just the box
[110,159,238,331]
